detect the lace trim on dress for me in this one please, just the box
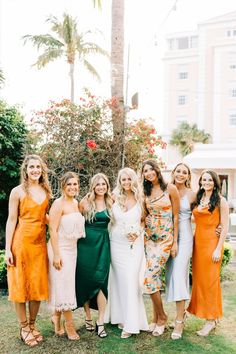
[54,302,77,311]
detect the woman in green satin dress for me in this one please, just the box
[76,173,113,338]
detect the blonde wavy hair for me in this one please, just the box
[113,167,143,211]
[171,162,192,188]
[20,154,52,198]
[84,173,113,222]
[60,171,79,196]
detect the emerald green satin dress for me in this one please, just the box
[75,210,110,309]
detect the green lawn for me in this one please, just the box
[0,265,236,354]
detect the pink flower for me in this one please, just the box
[86,140,97,150]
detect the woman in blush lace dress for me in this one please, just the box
[48,172,85,341]
[105,168,149,339]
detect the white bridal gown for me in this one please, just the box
[105,202,149,334]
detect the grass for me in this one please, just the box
[0,264,236,354]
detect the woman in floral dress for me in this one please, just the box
[141,159,179,336]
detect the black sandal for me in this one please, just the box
[95,322,107,338]
[85,319,95,332]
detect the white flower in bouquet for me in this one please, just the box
[122,223,144,249]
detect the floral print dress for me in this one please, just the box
[144,191,173,294]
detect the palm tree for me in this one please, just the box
[23,13,108,102]
[0,69,5,88]
[111,0,125,167]
[170,121,211,156]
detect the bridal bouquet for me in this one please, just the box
[123,223,144,249]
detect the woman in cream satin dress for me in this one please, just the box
[105,168,149,338]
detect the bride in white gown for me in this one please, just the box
[105,168,149,338]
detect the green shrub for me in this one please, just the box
[0,250,7,288]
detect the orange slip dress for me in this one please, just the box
[187,206,223,319]
[7,195,49,302]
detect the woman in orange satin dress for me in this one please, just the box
[5,154,52,347]
[187,170,229,336]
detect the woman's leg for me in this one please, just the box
[51,310,65,335]
[96,290,107,337]
[63,310,80,340]
[28,301,43,342]
[150,291,167,325]
[83,301,95,331]
[15,302,38,347]
[171,300,186,339]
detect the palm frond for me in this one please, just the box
[83,59,100,81]
[0,68,5,87]
[22,34,64,50]
[79,41,109,58]
[33,48,64,69]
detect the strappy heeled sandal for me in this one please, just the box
[121,330,132,339]
[171,311,187,340]
[95,322,107,338]
[171,319,184,340]
[64,320,80,340]
[51,314,65,336]
[29,318,43,342]
[85,319,95,332]
[197,320,218,337]
[152,324,165,336]
[20,320,38,347]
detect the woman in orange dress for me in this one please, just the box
[5,154,52,347]
[187,170,229,336]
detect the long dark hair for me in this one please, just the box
[193,170,221,212]
[141,159,167,196]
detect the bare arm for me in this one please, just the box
[49,199,63,270]
[5,188,20,266]
[168,184,180,257]
[212,197,229,262]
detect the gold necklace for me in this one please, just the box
[200,196,210,207]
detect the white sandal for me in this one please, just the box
[171,319,184,340]
[148,322,157,332]
[197,320,218,337]
[152,324,165,336]
[121,330,132,339]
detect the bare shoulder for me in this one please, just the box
[79,196,89,212]
[220,196,229,208]
[187,189,196,204]
[167,183,178,194]
[10,185,23,199]
[50,197,63,211]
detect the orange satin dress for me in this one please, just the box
[7,195,49,302]
[187,206,223,319]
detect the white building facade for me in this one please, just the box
[163,11,236,209]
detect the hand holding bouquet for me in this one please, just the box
[123,223,143,249]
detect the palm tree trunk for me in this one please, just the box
[111,0,125,168]
[69,62,75,103]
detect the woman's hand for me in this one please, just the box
[4,249,14,266]
[212,248,221,263]
[170,241,178,258]
[127,232,138,242]
[53,255,63,270]
[215,224,222,237]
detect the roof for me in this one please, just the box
[199,11,236,26]
[183,144,236,169]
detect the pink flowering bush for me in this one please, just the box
[28,93,166,196]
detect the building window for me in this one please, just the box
[226,29,236,37]
[178,72,188,79]
[168,38,176,50]
[229,111,236,126]
[178,95,187,105]
[190,36,198,48]
[177,37,189,50]
[229,82,236,97]
[229,52,236,69]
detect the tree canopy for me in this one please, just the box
[170,121,211,156]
